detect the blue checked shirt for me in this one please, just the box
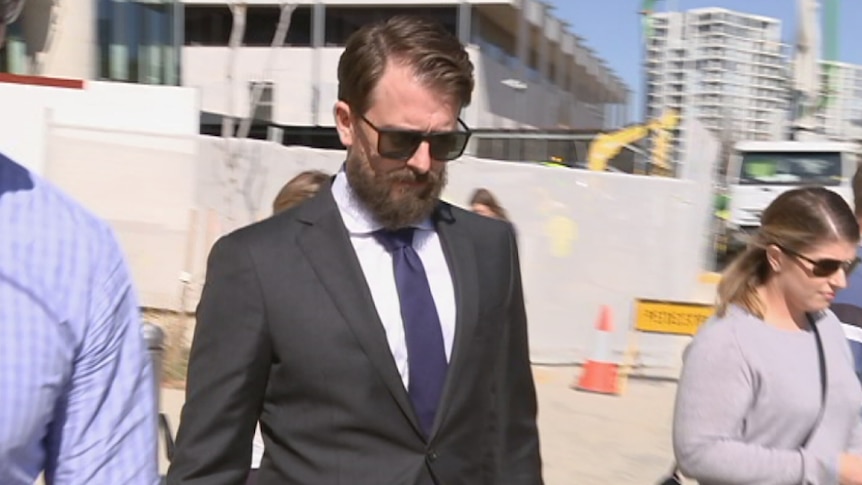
[0,154,158,484]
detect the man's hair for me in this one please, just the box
[853,162,862,217]
[337,15,474,116]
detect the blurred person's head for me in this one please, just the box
[0,0,25,46]
[717,186,860,320]
[272,170,330,215]
[334,15,474,230]
[469,188,508,221]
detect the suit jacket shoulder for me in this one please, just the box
[216,186,340,256]
[435,201,516,246]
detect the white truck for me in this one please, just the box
[721,140,859,255]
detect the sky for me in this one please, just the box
[552,0,862,121]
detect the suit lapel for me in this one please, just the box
[429,204,480,439]
[296,186,422,436]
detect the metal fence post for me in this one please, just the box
[141,321,165,413]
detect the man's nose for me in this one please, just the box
[405,141,432,174]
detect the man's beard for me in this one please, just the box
[346,152,446,230]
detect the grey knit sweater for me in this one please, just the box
[673,305,862,484]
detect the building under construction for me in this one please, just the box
[183,0,630,134]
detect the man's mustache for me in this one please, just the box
[384,169,438,185]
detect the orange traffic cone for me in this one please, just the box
[573,305,620,395]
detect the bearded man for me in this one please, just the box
[167,15,542,485]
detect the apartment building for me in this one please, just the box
[817,61,862,143]
[180,0,630,134]
[645,8,789,161]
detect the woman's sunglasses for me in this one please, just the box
[359,115,472,162]
[778,245,860,277]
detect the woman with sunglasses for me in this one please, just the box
[673,186,862,484]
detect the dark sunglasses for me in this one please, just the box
[359,115,471,162]
[778,245,860,277]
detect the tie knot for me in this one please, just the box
[374,227,415,252]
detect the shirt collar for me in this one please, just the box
[331,166,434,235]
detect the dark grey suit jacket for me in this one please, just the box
[166,183,542,485]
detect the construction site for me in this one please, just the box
[3,0,861,483]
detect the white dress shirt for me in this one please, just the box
[331,170,457,389]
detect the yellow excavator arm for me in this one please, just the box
[587,109,678,172]
[587,125,650,171]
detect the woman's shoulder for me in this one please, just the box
[693,305,753,340]
[684,307,750,357]
[813,309,851,343]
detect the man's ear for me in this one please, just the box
[334,101,354,147]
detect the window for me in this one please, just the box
[325,7,456,46]
[528,50,539,72]
[184,5,314,48]
[244,6,312,47]
[184,5,232,46]
[0,21,27,74]
[249,82,275,121]
[98,0,180,85]
[739,152,842,186]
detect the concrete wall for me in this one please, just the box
[35,116,717,373]
[179,139,715,372]
[46,135,717,373]
[0,81,199,174]
[181,46,318,125]
[45,127,199,309]
[0,80,201,307]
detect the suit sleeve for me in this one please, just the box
[493,225,543,484]
[167,235,271,485]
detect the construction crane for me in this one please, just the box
[791,0,838,140]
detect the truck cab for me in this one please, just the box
[722,140,858,255]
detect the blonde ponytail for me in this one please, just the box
[716,245,768,318]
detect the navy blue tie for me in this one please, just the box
[374,227,448,436]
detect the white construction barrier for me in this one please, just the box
[43,128,718,374]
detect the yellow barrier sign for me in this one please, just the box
[634,299,715,336]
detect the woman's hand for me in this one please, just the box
[839,454,862,485]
